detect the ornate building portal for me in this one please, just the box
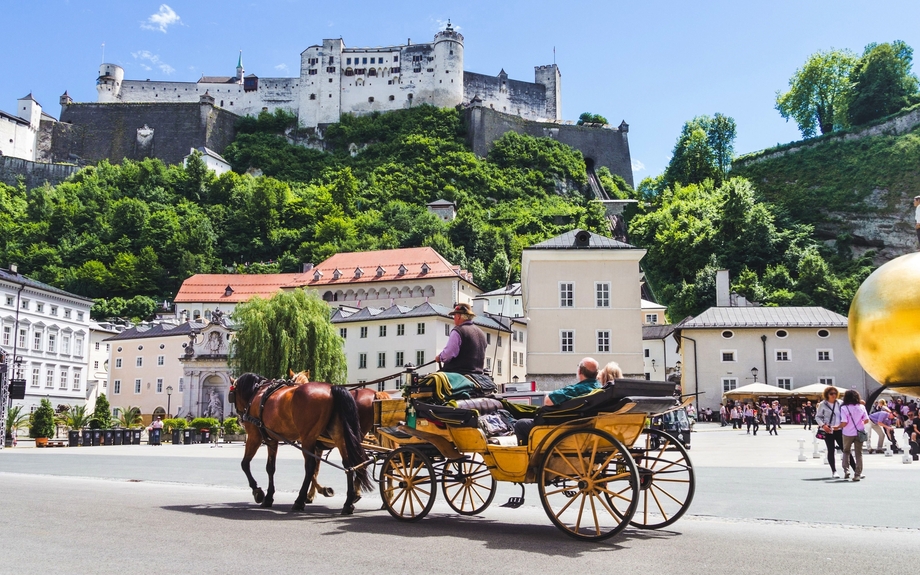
[179,310,233,420]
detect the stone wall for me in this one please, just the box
[0,156,79,189]
[464,106,633,188]
[463,72,553,122]
[48,102,238,166]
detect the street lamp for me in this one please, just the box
[751,367,759,383]
[651,359,657,372]
[166,386,173,417]
[675,360,682,373]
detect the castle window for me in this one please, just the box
[308,69,317,75]
[394,55,398,62]
[413,67,421,73]
[427,68,434,73]
[326,67,336,73]
[329,78,333,83]
[370,57,376,64]
[368,97,374,103]
[347,58,351,65]
[329,56,334,64]
[408,93,413,100]
[309,94,316,100]
[362,57,367,64]
[389,95,395,101]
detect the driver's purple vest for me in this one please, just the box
[442,323,487,374]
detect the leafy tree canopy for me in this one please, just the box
[577,112,609,125]
[848,40,920,125]
[776,48,857,137]
[662,114,737,189]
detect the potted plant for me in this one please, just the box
[64,405,91,446]
[190,417,220,443]
[162,418,187,444]
[5,405,29,447]
[222,417,246,443]
[92,394,113,444]
[30,398,56,447]
[118,406,143,444]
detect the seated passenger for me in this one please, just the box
[598,361,623,388]
[513,357,600,445]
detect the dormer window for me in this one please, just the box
[420,263,431,274]
[224,286,234,297]
[333,269,342,280]
[354,267,364,278]
[398,264,408,275]
[376,266,386,277]
[314,270,323,281]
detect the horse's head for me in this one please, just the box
[290,369,311,384]
[233,372,267,408]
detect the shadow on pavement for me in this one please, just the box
[162,501,682,556]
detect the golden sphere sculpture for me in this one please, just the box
[849,252,920,395]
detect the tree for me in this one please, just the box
[30,398,55,439]
[664,124,720,187]
[231,289,347,382]
[706,113,737,176]
[776,49,857,137]
[848,40,920,125]
[64,405,92,430]
[117,406,143,429]
[91,393,113,429]
[577,112,609,125]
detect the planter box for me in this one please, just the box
[224,433,248,443]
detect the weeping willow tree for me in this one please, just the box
[230,289,347,383]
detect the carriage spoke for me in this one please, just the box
[649,484,669,522]
[649,483,684,506]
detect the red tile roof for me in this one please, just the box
[173,273,305,303]
[306,247,473,287]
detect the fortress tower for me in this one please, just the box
[96,64,124,102]
[430,20,465,107]
[534,64,561,121]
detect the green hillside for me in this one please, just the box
[0,106,626,320]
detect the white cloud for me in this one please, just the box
[275,63,289,73]
[631,159,646,172]
[435,18,460,32]
[132,50,175,75]
[141,5,181,33]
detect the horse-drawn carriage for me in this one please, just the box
[231,367,695,541]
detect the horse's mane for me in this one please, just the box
[234,372,267,404]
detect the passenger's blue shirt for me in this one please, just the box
[548,378,600,405]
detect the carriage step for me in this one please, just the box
[500,482,526,508]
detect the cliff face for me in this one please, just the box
[733,111,920,265]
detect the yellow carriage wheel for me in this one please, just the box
[379,447,436,522]
[441,455,497,516]
[538,428,639,541]
[627,428,695,529]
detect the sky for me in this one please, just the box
[3,0,920,182]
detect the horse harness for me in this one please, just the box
[236,378,297,443]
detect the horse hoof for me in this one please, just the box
[253,489,265,504]
[305,496,314,504]
[321,487,335,497]
[291,503,305,512]
[353,495,361,505]
[260,499,274,508]
[341,504,355,516]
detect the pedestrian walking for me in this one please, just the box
[803,401,815,430]
[839,390,869,481]
[720,403,728,427]
[815,387,845,478]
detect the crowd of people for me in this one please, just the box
[717,401,790,435]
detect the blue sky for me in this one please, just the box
[3,1,920,181]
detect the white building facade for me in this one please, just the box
[677,306,875,412]
[0,94,43,160]
[93,24,560,127]
[331,302,526,390]
[0,266,93,412]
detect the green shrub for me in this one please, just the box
[189,417,220,432]
[222,418,243,435]
[162,418,187,432]
[30,398,56,439]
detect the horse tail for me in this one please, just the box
[331,385,374,493]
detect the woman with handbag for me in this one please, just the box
[815,387,844,478]
[839,389,870,481]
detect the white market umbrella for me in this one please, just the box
[790,383,846,398]
[723,382,795,401]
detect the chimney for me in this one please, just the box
[303,263,314,273]
[716,269,731,307]
[472,298,486,316]
[9,263,17,274]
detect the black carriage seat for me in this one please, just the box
[533,379,680,425]
[413,397,509,432]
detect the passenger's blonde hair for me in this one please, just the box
[599,361,623,385]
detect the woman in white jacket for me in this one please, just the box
[814,387,845,478]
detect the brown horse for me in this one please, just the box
[231,372,373,514]
[289,370,386,503]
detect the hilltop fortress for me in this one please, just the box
[96,23,561,126]
[2,24,633,189]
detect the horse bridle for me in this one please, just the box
[234,377,294,441]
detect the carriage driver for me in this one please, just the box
[435,303,488,374]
